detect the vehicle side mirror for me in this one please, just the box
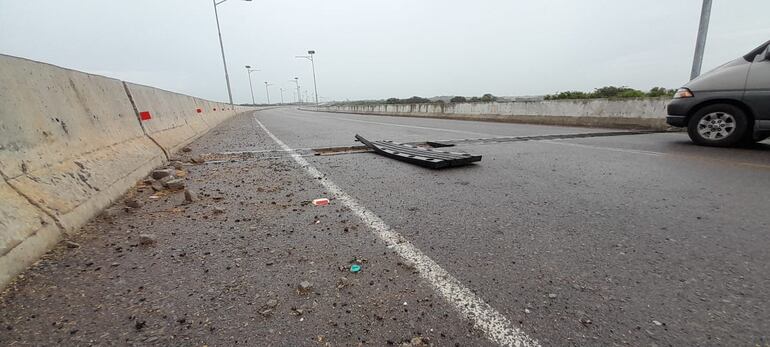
[765,48,770,60]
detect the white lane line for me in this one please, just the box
[253,115,539,347]
[542,140,664,156]
[281,111,499,137]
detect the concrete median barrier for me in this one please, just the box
[316,98,672,130]
[0,54,253,289]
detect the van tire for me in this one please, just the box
[687,104,750,147]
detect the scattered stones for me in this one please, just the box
[64,240,81,249]
[151,169,175,180]
[298,281,313,294]
[165,179,185,190]
[151,181,164,192]
[139,234,157,246]
[124,199,142,209]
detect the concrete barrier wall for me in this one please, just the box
[0,54,253,288]
[320,98,672,129]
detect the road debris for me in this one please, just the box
[312,198,330,206]
[151,169,174,180]
[183,189,196,203]
[124,198,142,209]
[350,264,362,273]
[355,134,481,169]
[165,179,185,190]
[297,281,313,294]
[139,233,157,246]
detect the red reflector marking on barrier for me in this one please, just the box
[139,111,152,121]
[213,108,217,111]
[196,108,202,113]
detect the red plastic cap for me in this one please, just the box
[139,111,152,121]
[196,108,202,113]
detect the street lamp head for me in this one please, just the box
[245,65,251,69]
[308,50,315,55]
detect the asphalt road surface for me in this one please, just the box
[2,107,769,346]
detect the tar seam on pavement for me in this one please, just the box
[253,114,540,347]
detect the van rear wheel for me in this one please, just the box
[687,104,750,147]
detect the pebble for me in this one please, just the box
[213,206,226,214]
[298,281,313,294]
[124,199,142,209]
[151,181,164,192]
[181,147,192,152]
[170,161,185,170]
[548,293,558,299]
[151,169,175,180]
[652,320,663,326]
[266,299,278,308]
[184,189,196,203]
[165,179,185,190]
[139,234,157,246]
[65,240,81,249]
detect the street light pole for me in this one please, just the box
[290,77,301,104]
[211,0,251,105]
[245,65,260,105]
[264,81,273,104]
[690,0,712,80]
[280,88,284,104]
[296,50,319,105]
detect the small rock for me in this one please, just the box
[125,199,142,208]
[580,318,592,326]
[524,308,531,314]
[165,179,185,190]
[652,320,663,326]
[260,309,273,316]
[249,226,258,231]
[157,175,174,186]
[190,156,205,164]
[151,181,164,191]
[548,293,558,299]
[213,206,226,214]
[139,234,157,246]
[151,169,175,180]
[298,281,313,294]
[181,147,192,152]
[266,299,278,308]
[184,189,196,203]
[65,240,81,249]
[170,161,185,170]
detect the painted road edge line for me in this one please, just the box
[253,114,539,347]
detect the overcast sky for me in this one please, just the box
[1,1,768,103]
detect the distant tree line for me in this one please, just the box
[543,86,676,100]
[383,94,499,104]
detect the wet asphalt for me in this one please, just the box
[2,107,769,346]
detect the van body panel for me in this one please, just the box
[744,51,770,121]
[684,58,750,93]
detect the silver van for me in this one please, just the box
[667,40,770,146]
